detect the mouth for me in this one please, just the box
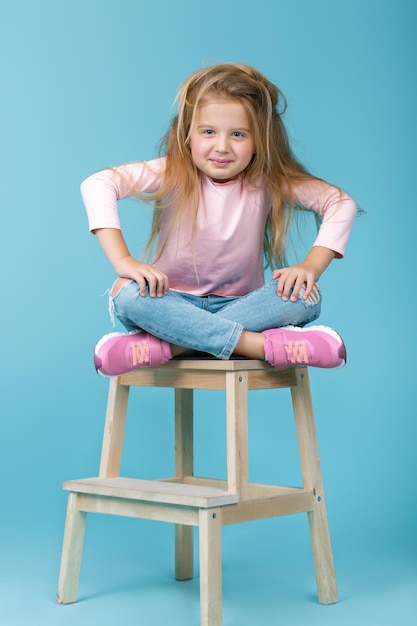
[209,159,232,167]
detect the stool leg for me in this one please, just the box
[199,508,222,626]
[99,377,129,477]
[175,389,194,580]
[291,368,338,604]
[226,371,249,499]
[56,492,86,604]
[307,501,338,604]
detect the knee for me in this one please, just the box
[111,277,131,297]
[299,283,321,305]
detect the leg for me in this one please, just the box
[175,389,194,580]
[226,371,249,498]
[215,280,345,368]
[214,278,321,360]
[111,279,242,359]
[214,278,321,331]
[99,377,129,477]
[291,368,338,603]
[111,278,320,358]
[104,278,344,370]
[199,508,223,626]
[56,493,87,605]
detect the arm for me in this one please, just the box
[95,228,169,297]
[81,159,169,297]
[274,179,357,301]
[273,246,335,301]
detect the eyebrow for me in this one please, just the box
[196,124,252,132]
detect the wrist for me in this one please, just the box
[304,247,335,278]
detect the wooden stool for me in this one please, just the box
[57,359,338,625]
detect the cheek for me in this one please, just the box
[189,138,202,157]
[189,142,204,167]
[243,146,255,163]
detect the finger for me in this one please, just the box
[301,275,315,301]
[272,268,280,280]
[150,266,169,296]
[274,270,287,296]
[145,271,161,297]
[136,275,148,297]
[148,269,167,297]
[156,274,169,297]
[290,277,306,301]
[303,281,314,300]
[148,269,170,297]
[280,275,295,301]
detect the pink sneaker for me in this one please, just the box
[94,331,172,377]
[262,325,346,371]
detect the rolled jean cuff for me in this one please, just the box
[219,322,244,359]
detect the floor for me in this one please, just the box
[1,511,415,626]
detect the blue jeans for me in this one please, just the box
[110,279,321,360]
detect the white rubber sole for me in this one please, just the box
[281,324,343,343]
[94,331,139,357]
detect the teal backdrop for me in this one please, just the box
[1,1,416,625]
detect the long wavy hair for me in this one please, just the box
[142,62,325,267]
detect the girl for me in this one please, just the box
[81,63,357,377]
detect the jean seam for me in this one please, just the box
[218,323,244,359]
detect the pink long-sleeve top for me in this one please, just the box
[81,157,357,296]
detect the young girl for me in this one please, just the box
[81,62,357,377]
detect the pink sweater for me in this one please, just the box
[81,157,357,296]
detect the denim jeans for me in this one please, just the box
[109,279,321,360]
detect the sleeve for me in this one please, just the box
[291,179,358,258]
[80,157,166,233]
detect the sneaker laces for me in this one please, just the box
[130,340,150,366]
[284,340,309,365]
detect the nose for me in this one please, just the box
[215,134,229,153]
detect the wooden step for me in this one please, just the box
[63,477,240,509]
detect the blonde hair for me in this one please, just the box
[143,62,323,267]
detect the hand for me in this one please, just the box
[94,228,170,297]
[114,256,169,297]
[272,263,318,302]
[273,247,336,302]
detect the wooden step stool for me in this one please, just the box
[57,359,338,625]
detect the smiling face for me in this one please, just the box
[188,98,256,183]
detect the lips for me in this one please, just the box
[210,159,232,167]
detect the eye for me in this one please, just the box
[203,129,215,136]
[232,131,245,138]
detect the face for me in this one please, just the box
[188,98,255,183]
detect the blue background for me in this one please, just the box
[1,1,416,624]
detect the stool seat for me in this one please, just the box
[57,359,338,625]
